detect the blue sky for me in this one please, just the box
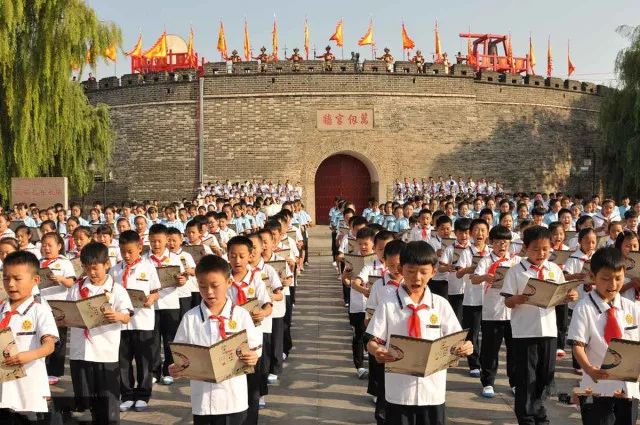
[86,0,639,85]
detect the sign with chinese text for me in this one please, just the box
[317,110,374,131]
[11,177,68,209]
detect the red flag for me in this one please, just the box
[568,40,576,77]
[304,20,310,59]
[467,34,477,67]
[401,23,415,50]
[272,17,279,61]
[330,19,344,47]
[358,20,374,46]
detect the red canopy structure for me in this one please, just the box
[459,33,531,73]
[130,34,204,74]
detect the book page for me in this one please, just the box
[452,248,463,265]
[183,245,207,264]
[491,266,510,290]
[77,293,113,329]
[37,268,58,290]
[210,330,254,383]
[441,238,456,248]
[549,250,572,266]
[156,265,181,289]
[239,299,261,325]
[600,338,640,382]
[347,238,357,254]
[384,334,430,377]
[424,329,469,377]
[523,278,581,308]
[70,257,83,278]
[127,289,148,309]
[169,342,216,383]
[624,252,640,279]
[48,300,86,328]
[0,328,26,382]
[343,253,376,275]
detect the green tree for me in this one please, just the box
[0,0,121,200]
[600,25,640,198]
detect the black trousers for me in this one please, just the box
[153,309,180,378]
[385,402,445,425]
[194,410,247,425]
[349,312,366,370]
[331,230,338,259]
[120,329,154,402]
[0,410,45,425]
[513,337,556,425]
[179,296,192,319]
[462,305,482,370]
[283,295,293,356]
[302,230,309,263]
[569,308,581,370]
[70,360,120,425]
[448,294,464,324]
[46,326,67,377]
[579,396,638,425]
[555,304,568,351]
[429,280,448,300]
[260,333,271,396]
[289,285,296,305]
[191,291,202,309]
[480,320,515,388]
[245,370,260,425]
[270,317,284,375]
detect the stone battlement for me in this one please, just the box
[82,62,608,96]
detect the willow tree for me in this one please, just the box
[0,1,121,200]
[600,25,640,198]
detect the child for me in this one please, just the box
[64,217,80,252]
[503,226,578,424]
[602,221,624,248]
[94,224,120,267]
[15,225,41,260]
[227,236,270,421]
[184,220,215,258]
[470,225,521,398]
[168,255,259,424]
[616,231,640,303]
[111,230,161,412]
[0,237,19,272]
[366,241,473,424]
[593,199,620,237]
[134,216,150,246]
[409,209,432,242]
[439,218,472,322]
[145,224,187,385]
[38,232,76,385]
[568,247,640,424]
[0,213,16,239]
[68,226,93,260]
[548,222,569,252]
[365,239,405,425]
[568,215,594,251]
[68,242,133,424]
[0,251,58,423]
[427,215,453,299]
[457,218,491,377]
[339,216,368,306]
[166,227,199,313]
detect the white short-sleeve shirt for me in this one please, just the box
[228,268,272,334]
[352,258,385,314]
[39,256,76,301]
[475,253,521,321]
[255,259,285,319]
[145,249,184,310]
[460,245,491,306]
[110,258,161,331]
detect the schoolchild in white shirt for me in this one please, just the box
[0,237,19,273]
[15,226,41,260]
[603,221,624,248]
[64,217,80,253]
[227,236,270,422]
[184,219,215,259]
[470,225,521,398]
[0,214,16,240]
[365,238,405,425]
[0,251,58,423]
[427,214,453,299]
[456,218,491,377]
[94,225,121,267]
[134,216,150,246]
[617,231,640,303]
[197,215,223,256]
[218,213,238,246]
[568,247,640,425]
[366,241,473,425]
[38,232,76,385]
[593,199,621,237]
[166,227,199,314]
[68,242,133,424]
[438,218,471,323]
[145,224,187,386]
[168,255,259,425]
[408,209,432,242]
[568,216,594,251]
[112,231,161,412]
[548,221,572,358]
[502,226,578,425]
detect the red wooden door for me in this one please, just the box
[315,154,371,225]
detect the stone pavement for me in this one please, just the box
[50,226,592,424]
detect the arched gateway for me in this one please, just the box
[314,154,372,225]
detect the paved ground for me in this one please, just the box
[51,226,589,424]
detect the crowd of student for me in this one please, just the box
[0,197,313,425]
[391,176,507,201]
[330,191,640,425]
[196,180,304,203]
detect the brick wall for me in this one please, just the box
[85,70,601,220]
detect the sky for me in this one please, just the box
[86,0,639,85]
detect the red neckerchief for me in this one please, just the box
[122,258,142,289]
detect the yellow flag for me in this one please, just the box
[217,22,228,58]
[435,19,442,61]
[243,20,251,61]
[529,36,536,71]
[304,19,310,59]
[125,34,143,57]
[186,28,196,66]
[358,20,374,46]
[272,17,278,61]
[329,19,344,47]
[104,44,117,62]
[143,32,167,59]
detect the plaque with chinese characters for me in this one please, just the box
[317,110,374,131]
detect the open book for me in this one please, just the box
[266,260,288,284]
[347,238,358,254]
[441,238,456,248]
[549,250,572,266]
[623,252,640,279]
[37,268,59,290]
[183,245,207,264]
[522,278,581,308]
[170,330,254,383]
[275,247,291,259]
[0,328,26,383]
[48,293,112,329]
[600,338,640,382]
[127,288,148,309]
[490,266,510,291]
[70,257,83,278]
[384,329,469,377]
[157,265,181,289]
[343,253,376,276]
[239,299,261,326]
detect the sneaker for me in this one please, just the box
[332,261,337,267]
[133,400,148,412]
[258,397,266,409]
[267,374,278,385]
[48,376,59,385]
[161,376,174,385]
[481,386,496,398]
[556,349,566,359]
[511,386,516,395]
[152,377,157,384]
[356,368,368,379]
[119,400,134,412]
[469,369,481,378]
[344,303,349,307]
[372,396,377,404]
[282,353,288,361]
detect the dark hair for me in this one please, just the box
[14,225,32,237]
[418,209,432,217]
[435,215,452,228]
[227,236,253,252]
[80,242,109,266]
[625,210,638,220]
[615,230,639,251]
[374,230,395,244]
[356,226,377,241]
[479,208,494,218]
[0,237,19,251]
[575,215,593,230]
[195,254,231,278]
[166,227,183,237]
[2,250,39,275]
[470,218,489,231]
[185,219,200,230]
[367,223,385,232]
[384,239,406,258]
[118,230,141,245]
[590,246,625,275]
[522,225,551,247]
[149,223,168,236]
[95,224,114,236]
[73,226,92,240]
[548,222,563,233]
[263,220,282,233]
[454,218,471,232]
[41,232,65,255]
[531,207,546,217]
[350,216,368,228]
[489,225,512,241]
[400,241,438,266]
[578,227,597,242]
